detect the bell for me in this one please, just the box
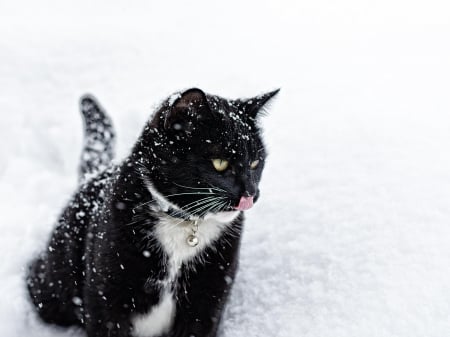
[186,234,199,247]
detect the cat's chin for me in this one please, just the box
[203,210,240,224]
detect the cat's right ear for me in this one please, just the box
[164,88,210,131]
[241,88,280,118]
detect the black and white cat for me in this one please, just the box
[27,88,279,337]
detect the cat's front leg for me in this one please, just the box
[85,312,133,337]
[171,252,240,337]
[171,283,232,337]
[83,288,133,337]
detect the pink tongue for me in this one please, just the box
[235,196,254,211]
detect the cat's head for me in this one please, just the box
[136,88,279,219]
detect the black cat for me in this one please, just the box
[27,88,279,337]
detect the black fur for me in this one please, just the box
[26,88,279,337]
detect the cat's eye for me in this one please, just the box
[212,159,229,172]
[250,160,260,169]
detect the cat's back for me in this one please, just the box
[47,165,119,255]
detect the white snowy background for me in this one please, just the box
[1,0,450,336]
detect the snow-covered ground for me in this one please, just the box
[1,0,450,336]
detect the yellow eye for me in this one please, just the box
[250,160,260,169]
[212,159,229,172]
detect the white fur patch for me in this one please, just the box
[132,290,175,337]
[155,210,239,275]
[131,184,239,337]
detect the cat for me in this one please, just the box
[26,87,279,337]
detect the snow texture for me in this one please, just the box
[1,0,450,336]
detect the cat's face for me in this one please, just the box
[141,88,278,218]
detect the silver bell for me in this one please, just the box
[186,234,199,247]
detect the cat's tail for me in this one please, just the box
[78,94,116,182]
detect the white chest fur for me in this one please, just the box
[131,210,239,337]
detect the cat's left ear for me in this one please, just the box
[164,88,210,131]
[241,88,280,118]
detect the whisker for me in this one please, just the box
[136,192,216,212]
[217,201,229,213]
[163,192,216,198]
[170,197,222,217]
[177,196,218,210]
[194,199,226,217]
[189,199,221,217]
[173,182,226,193]
[204,201,228,217]
[205,202,225,217]
[133,198,157,211]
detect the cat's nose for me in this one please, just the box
[241,183,256,198]
[243,190,253,197]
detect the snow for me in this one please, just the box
[1,0,450,336]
